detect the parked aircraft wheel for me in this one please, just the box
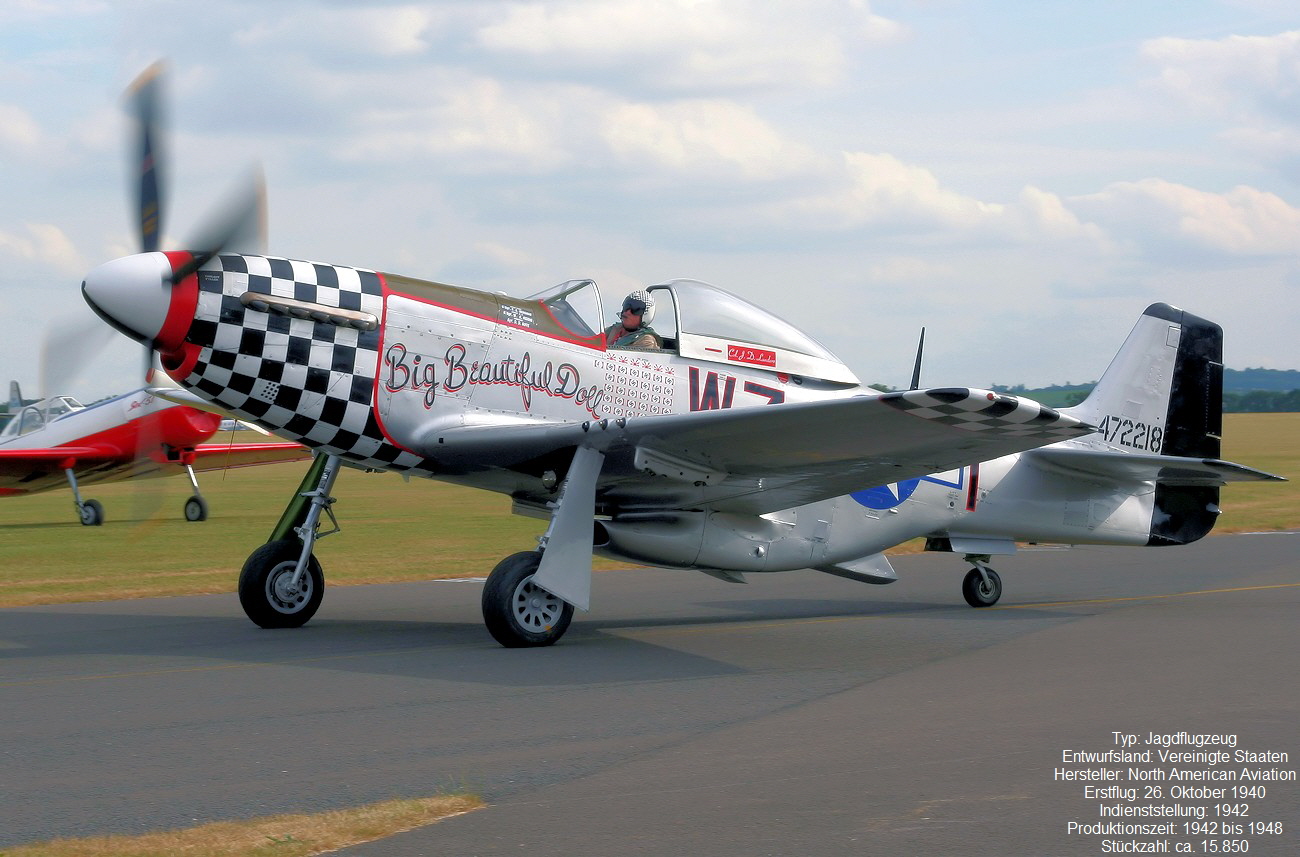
[80,499,104,527]
[482,551,574,648]
[184,495,208,522]
[962,567,1002,608]
[238,539,324,629]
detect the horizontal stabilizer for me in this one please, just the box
[1026,446,1286,486]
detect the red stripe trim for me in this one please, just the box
[370,273,418,457]
[159,252,200,352]
[965,463,980,511]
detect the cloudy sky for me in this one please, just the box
[2,0,1298,402]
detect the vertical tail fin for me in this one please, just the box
[1066,302,1223,457]
[1065,303,1225,545]
[8,381,21,411]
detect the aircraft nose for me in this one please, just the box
[82,252,187,349]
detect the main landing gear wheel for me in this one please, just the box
[79,499,104,527]
[238,538,324,628]
[184,495,208,522]
[962,567,1002,608]
[482,551,574,648]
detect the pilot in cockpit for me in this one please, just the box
[605,290,663,350]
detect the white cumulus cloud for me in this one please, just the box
[0,103,41,152]
[1143,29,1300,116]
[601,100,815,179]
[477,0,905,92]
[1072,178,1300,257]
[337,76,582,172]
[233,4,441,57]
[0,223,86,275]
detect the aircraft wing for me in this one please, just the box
[188,442,312,472]
[433,388,1093,515]
[0,442,309,494]
[0,447,119,484]
[1025,446,1287,486]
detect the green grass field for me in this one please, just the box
[1,414,1294,607]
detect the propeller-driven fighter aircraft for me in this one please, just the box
[0,381,307,525]
[79,65,1283,645]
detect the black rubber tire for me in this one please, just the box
[80,499,104,526]
[184,496,208,522]
[962,567,1002,608]
[238,538,324,628]
[482,551,574,648]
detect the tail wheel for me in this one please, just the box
[482,551,574,648]
[238,538,324,628]
[962,567,1002,608]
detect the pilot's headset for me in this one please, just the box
[622,290,656,325]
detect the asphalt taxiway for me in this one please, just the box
[2,532,1297,855]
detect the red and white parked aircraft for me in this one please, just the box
[0,381,307,525]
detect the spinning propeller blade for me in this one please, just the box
[170,166,267,282]
[38,314,118,399]
[124,60,268,284]
[126,61,167,254]
[97,62,270,379]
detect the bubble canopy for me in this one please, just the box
[528,277,859,384]
[649,279,859,385]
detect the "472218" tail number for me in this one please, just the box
[1097,414,1164,452]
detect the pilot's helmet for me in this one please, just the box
[622,290,656,325]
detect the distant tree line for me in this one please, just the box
[988,386,1300,412]
[987,368,1300,413]
[1226,368,1300,392]
[1222,389,1300,412]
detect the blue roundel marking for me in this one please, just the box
[851,478,921,510]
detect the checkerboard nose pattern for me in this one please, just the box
[182,253,428,473]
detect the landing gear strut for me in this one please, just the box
[961,554,1002,607]
[64,458,210,525]
[182,462,208,521]
[65,467,103,526]
[480,445,603,647]
[238,453,340,628]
